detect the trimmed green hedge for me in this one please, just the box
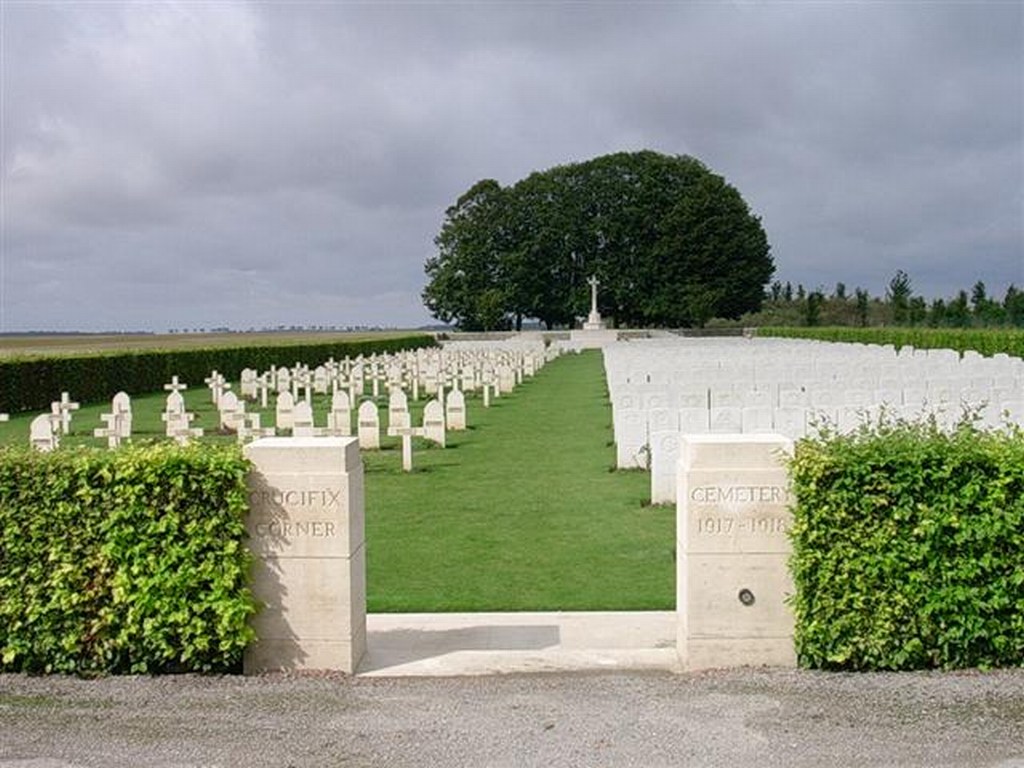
[0,443,254,674]
[0,334,437,413]
[789,418,1024,670]
[760,326,1024,357]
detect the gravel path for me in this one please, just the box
[1,668,1022,767]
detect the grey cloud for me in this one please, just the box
[1,1,1020,331]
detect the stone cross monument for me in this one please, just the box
[584,275,606,330]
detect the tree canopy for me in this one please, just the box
[422,150,774,330]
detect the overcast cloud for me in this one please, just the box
[2,1,1021,332]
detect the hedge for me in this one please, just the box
[0,334,438,414]
[760,326,1024,358]
[0,443,254,674]
[789,417,1024,670]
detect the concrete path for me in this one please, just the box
[360,611,680,676]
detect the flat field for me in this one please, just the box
[0,330,420,358]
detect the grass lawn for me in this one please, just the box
[0,349,676,611]
[363,350,676,612]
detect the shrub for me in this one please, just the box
[789,415,1024,670]
[760,326,1024,358]
[0,334,438,414]
[0,443,254,674]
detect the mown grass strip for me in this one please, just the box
[363,350,675,612]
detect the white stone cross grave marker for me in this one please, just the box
[235,412,275,444]
[293,368,313,404]
[93,413,123,449]
[370,361,382,399]
[386,423,428,472]
[164,375,187,394]
[256,372,272,409]
[53,392,80,435]
[204,371,231,407]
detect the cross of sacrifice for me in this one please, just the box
[587,275,600,316]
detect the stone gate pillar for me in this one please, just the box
[677,434,795,670]
[243,437,365,674]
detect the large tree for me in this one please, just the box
[423,150,773,329]
[422,179,513,331]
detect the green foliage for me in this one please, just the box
[758,326,1024,358]
[886,269,913,324]
[750,275,1024,331]
[0,335,436,414]
[423,150,773,330]
[0,443,254,674]
[789,417,1024,670]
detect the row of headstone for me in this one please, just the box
[229,341,548,414]
[19,338,545,452]
[603,337,1024,504]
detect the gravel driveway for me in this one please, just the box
[1,668,1022,767]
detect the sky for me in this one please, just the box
[1,1,1021,333]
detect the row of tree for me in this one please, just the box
[423,151,773,330]
[746,271,1024,329]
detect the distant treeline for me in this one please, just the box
[729,271,1024,330]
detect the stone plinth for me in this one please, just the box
[583,310,606,331]
[676,434,795,670]
[570,328,619,349]
[244,437,365,674]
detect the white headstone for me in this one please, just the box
[445,389,467,431]
[112,391,132,438]
[291,400,324,437]
[357,400,380,450]
[327,390,352,436]
[422,399,446,448]
[30,414,58,452]
[276,391,296,431]
[219,390,245,431]
[388,389,410,431]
